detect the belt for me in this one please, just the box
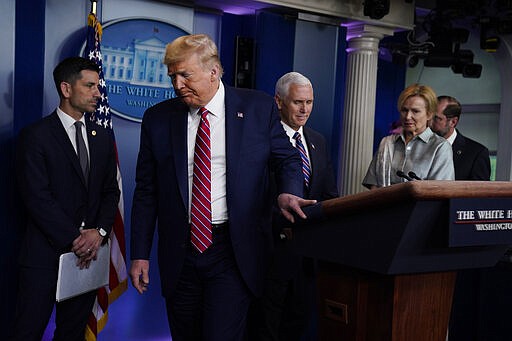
[189,222,228,232]
[188,222,229,253]
[211,222,229,233]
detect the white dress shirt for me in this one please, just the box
[56,107,90,158]
[446,129,457,145]
[280,122,312,173]
[187,81,228,224]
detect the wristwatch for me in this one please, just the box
[96,227,107,238]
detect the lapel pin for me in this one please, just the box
[92,130,97,136]
[237,112,244,118]
[311,143,315,150]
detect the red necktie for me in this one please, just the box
[190,107,212,252]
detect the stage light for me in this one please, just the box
[480,19,500,52]
[450,28,470,44]
[424,52,454,67]
[363,0,390,20]
[481,36,500,52]
[407,55,419,67]
[451,49,474,73]
[462,63,482,78]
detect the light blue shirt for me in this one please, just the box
[363,127,455,188]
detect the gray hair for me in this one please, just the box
[275,72,312,98]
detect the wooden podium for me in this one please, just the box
[294,181,512,341]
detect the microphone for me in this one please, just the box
[408,171,422,180]
[396,170,413,181]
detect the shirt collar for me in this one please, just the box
[398,127,434,144]
[56,107,85,128]
[280,121,304,140]
[446,129,457,145]
[190,81,225,118]
[417,127,434,143]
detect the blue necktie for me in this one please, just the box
[293,132,311,187]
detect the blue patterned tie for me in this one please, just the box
[293,132,311,187]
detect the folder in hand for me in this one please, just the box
[56,242,110,302]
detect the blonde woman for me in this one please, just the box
[363,83,454,189]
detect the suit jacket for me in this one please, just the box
[301,127,338,201]
[452,130,491,180]
[267,126,339,280]
[130,85,304,297]
[16,111,120,269]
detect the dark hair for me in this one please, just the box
[437,95,461,119]
[53,57,99,97]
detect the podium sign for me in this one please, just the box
[449,198,512,247]
[294,181,512,341]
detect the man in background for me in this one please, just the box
[431,95,491,341]
[252,72,338,340]
[12,57,120,341]
[431,95,490,180]
[129,35,315,340]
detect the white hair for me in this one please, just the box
[275,72,312,97]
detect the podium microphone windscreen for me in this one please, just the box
[396,170,413,181]
[408,171,422,180]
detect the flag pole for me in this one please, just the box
[90,0,97,15]
[84,1,128,339]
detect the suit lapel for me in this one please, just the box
[452,132,466,162]
[303,128,317,194]
[49,112,87,186]
[170,104,190,208]
[85,118,103,189]
[224,86,245,200]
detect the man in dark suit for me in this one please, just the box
[129,34,315,341]
[11,57,120,341]
[252,72,338,340]
[431,95,491,180]
[431,95,491,341]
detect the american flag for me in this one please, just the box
[83,11,128,340]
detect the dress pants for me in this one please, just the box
[249,241,315,341]
[449,263,512,341]
[11,265,96,341]
[166,225,252,341]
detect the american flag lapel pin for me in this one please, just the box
[237,112,244,118]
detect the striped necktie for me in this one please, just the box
[190,107,212,253]
[293,131,311,187]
